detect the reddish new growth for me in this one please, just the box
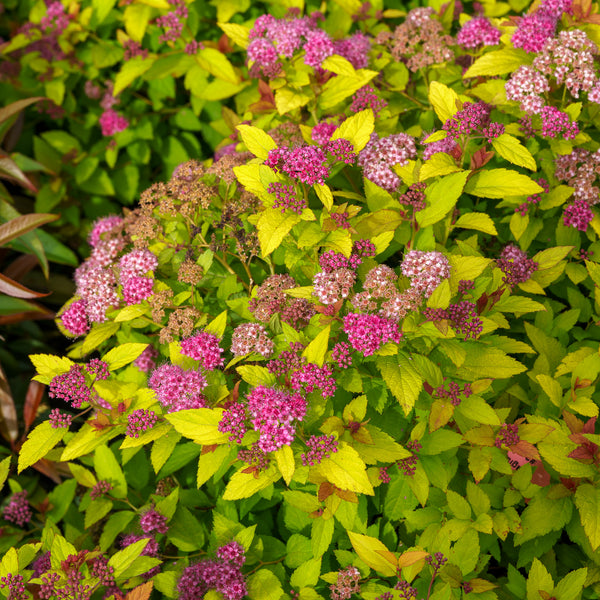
[90,480,113,500]
[358,133,417,193]
[301,434,338,465]
[177,542,247,600]
[2,491,32,527]
[180,331,225,371]
[49,365,91,409]
[330,566,361,600]
[497,244,538,287]
[140,507,168,534]
[435,381,473,406]
[126,409,158,438]
[495,423,520,447]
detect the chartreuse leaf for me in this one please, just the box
[275,445,295,485]
[18,422,68,473]
[453,213,497,236]
[291,558,322,588]
[416,171,470,228]
[205,310,228,338]
[29,354,74,384]
[222,465,281,500]
[526,558,554,600]
[102,343,148,371]
[61,424,121,462]
[347,531,397,576]
[316,442,373,494]
[465,169,543,198]
[492,134,537,171]
[465,48,530,77]
[257,209,301,257]
[109,538,152,579]
[237,365,276,387]
[554,568,588,600]
[113,57,155,96]
[428,81,460,124]
[458,345,527,379]
[420,153,461,180]
[0,456,10,492]
[533,246,573,270]
[165,409,230,445]
[515,494,572,545]
[311,517,334,558]
[196,48,239,84]
[218,22,250,48]
[197,444,230,487]
[322,54,356,76]
[318,69,378,111]
[315,184,333,211]
[247,569,284,600]
[94,445,127,498]
[575,484,600,551]
[377,354,423,415]
[303,325,330,367]
[237,125,277,160]
[330,109,374,152]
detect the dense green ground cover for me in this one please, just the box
[1,0,600,598]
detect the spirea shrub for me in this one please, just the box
[2,0,600,599]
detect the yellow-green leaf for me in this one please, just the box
[257,209,301,257]
[533,246,573,270]
[465,169,543,198]
[103,343,148,371]
[428,81,460,124]
[322,55,356,76]
[18,422,68,473]
[491,134,537,171]
[29,354,74,384]
[205,310,228,338]
[319,69,378,111]
[237,125,277,160]
[416,171,470,228]
[465,48,530,78]
[275,445,295,485]
[419,153,461,180]
[317,443,374,495]
[113,57,155,96]
[123,4,154,42]
[377,354,423,415]
[196,48,239,84]
[330,109,374,152]
[165,408,230,445]
[218,22,250,48]
[197,445,231,488]
[275,87,311,115]
[0,456,11,492]
[315,183,334,211]
[222,465,281,500]
[302,325,330,367]
[453,213,498,235]
[575,484,600,551]
[347,531,397,576]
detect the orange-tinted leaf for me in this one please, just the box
[0,362,18,443]
[31,458,62,485]
[510,440,540,461]
[318,481,335,502]
[0,157,37,192]
[126,581,153,600]
[398,550,429,568]
[0,213,60,247]
[0,97,45,125]
[0,272,50,299]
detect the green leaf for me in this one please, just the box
[312,518,334,558]
[18,421,67,473]
[315,183,334,211]
[457,395,500,425]
[316,443,373,495]
[123,4,154,41]
[29,354,74,384]
[458,345,527,379]
[302,325,330,367]
[533,246,573,270]
[257,209,301,257]
[377,354,423,415]
[197,445,231,487]
[247,569,284,600]
[291,558,322,588]
[428,81,460,124]
[420,153,462,180]
[94,445,128,498]
[453,213,498,235]
[196,48,240,84]
[109,538,150,579]
[92,0,118,25]
[330,109,374,152]
[491,134,537,171]
[465,169,543,198]
[347,531,397,576]
[103,343,149,371]
[575,484,600,551]
[218,22,250,48]
[113,57,156,96]
[515,495,572,545]
[222,465,281,500]
[492,296,546,314]
[237,125,277,160]
[526,558,554,600]
[275,87,311,115]
[554,568,587,600]
[165,408,231,445]
[416,171,470,228]
[465,48,530,78]
[236,365,276,387]
[82,322,120,355]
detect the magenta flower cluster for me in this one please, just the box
[49,365,91,409]
[99,109,129,137]
[149,364,207,411]
[180,331,225,371]
[456,17,501,48]
[177,542,247,600]
[48,408,73,429]
[126,409,158,438]
[2,491,32,527]
[435,380,473,406]
[268,182,305,214]
[495,423,520,447]
[265,145,330,185]
[343,313,402,356]
[301,434,339,466]
[497,244,538,287]
[139,507,169,534]
[290,362,337,398]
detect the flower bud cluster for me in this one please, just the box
[2,491,32,527]
[126,409,159,438]
[495,423,520,447]
[301,434,339,465]
[497,244,538,287]
[435,380,473,406]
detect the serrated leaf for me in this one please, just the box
[311,518,334,558]
[205,310,227,338]
[237,125,277,160]
[420,152,461,180]
[459,345,527,379]
[29,354,74,384]
[526,558,554,600]
[218,22,249,48]
[94,445,128,498]
[0,456,11,492]
[377,354,423,415]
[302,325,330,367]
[275,444,295,485]
[465,169,543,198]
[322,54,356,76]
[222,465,281,500]
[575,484,600,551]
[465,48,530,78]
[247,569,284,600]
[113,57,155,96]
[330,109,374,152]
[533,246,573,270]
[317,443,373,495]
[416,171,470,228]
[453,213,498,235]
[18,421,68,473]
[315,183,334,211]
[347,531,397,576]
[165,409,230,445]
[428,81,460,124]
[257,209,301,257]
[102,343,148,371]
[491,134,537,171]
[108,538,150,579]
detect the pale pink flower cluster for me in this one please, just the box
[119,249,157,306]
[313,269,356,304]
[555,148,600,205]
[358,133,417,192]
[505,65,550,114]
[148,363,207,411]
[230,323,274,357]
[401,250,451,298]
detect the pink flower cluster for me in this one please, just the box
[134,346,159,372]
[331,341,352,369]
[140,507,168,534]
[443,102,499,140]
[495,423,520,447]
[148,363,207,411]
[312,122,337,145]
[350,85,388,115]
[539,106,578,139]
[49,365,92,409]
[446,301,483,339]
[119,249,157,306]
[247,385,307,452]
[516,178,549,215]
[456,17,501,48]
[180,331,225,371]
[219,400,249,443]
[555,148,600,205]
[126,409,158,437]
[2,491,32,527]
[49,408,73,429]
[497,244,538,287]
[99,109,129,137]
[290,363,337,398]
[301,434,338,466]
[265,145,330,185]
[330,566,361,600]
[563,199,594,231]
[401,250,451,298]
[422,135,459,161]
[0,573,26,600]
[398,440,422,476]
[60,299,89,337]
[178,542,247,600]
[90,480,113,500]
[505,66,550,114]
[230,323,274,357]
[268,182,305,214]
[358,133,417,192]
[313,268,356,305]
[343,313,402,356]
[156,0,188,42]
